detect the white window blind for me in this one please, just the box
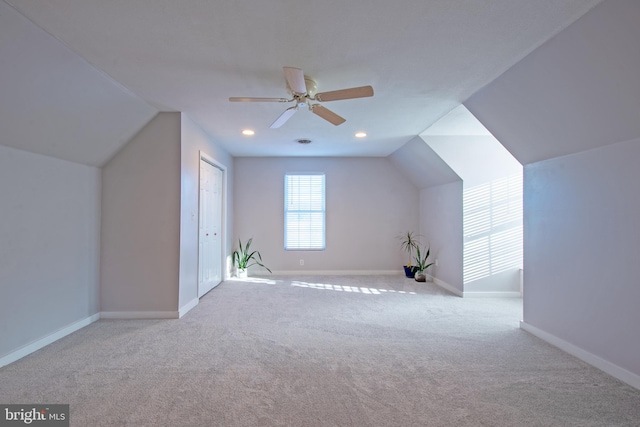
[463,173,523,284]
[284,174,325,250]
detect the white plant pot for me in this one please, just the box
[236,268,248,279]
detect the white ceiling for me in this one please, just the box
[3,0,602,162]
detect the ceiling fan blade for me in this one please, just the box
[270,106,298,128]
[311,105,346,126]
[283,67,307,94]
[315,85,374,102]
[229,97,289,102]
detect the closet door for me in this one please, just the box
[198,159,222,297]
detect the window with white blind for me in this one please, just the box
[284,174,325,250]
[463,173,523,284]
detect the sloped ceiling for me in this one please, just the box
[3,0,603,164]
[465,0,640,165]
[421,104,492,137]
[389,136,460,189]
[0,1,157,166]
[389,104,520,189]
[418,105,521,186]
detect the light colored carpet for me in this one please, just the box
[1,275,639,426]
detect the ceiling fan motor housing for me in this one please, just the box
[304,76,318,97]
[288,75,317,97]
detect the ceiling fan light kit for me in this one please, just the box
[229,66,374,128]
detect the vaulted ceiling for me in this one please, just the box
[2,0,602,165]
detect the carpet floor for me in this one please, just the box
[1,275,639,426]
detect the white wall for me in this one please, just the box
[524,138,640,377]
[419,182,463,294]
[234,157,418,273]
[0,145,100,358]
[179,114,234,309]
[100,113,181,315]
[389,137,463,293]
[465,0,640,385]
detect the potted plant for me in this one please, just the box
[398,231,421,278]
[232,237,272,278]
[414,244,434,282]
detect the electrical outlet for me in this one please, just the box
[299,259,304,266]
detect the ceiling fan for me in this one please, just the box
[229,66,374,128]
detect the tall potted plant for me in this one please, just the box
[232,237,272,278]
[414,244,434,282]
[398,231,420,278]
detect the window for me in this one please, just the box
[284,174,325,250]
[463,173,523,283]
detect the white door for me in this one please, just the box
[198,159,223,297]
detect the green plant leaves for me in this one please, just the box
[414,244,433,272]
[398,231,421,267]
[232,237,272,273]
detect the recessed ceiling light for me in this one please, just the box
[355,132,367,138]
[242,129,255,136]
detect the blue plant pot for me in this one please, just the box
[403,265,418,278]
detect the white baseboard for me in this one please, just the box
[520,321,640,391]
[100,311,179,319]
[463,291,522,298]
[178,298,199,318]
[427,275,463,297]
[269,270,402,276]
[0,313,100,368]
